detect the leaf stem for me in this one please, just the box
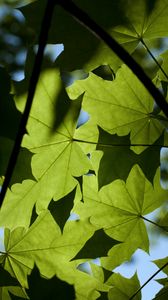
[129,261,168,300]
[129,216,168,299]
[140,215,168,233]
[73,138,168,148]
[57,0,168,118]
[140,38,168,81]
[0,0,56,207]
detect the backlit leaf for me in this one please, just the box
[108,273,141,300]
[68,65,168,154]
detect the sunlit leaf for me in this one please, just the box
[1,214,108,298]
[0,69,90,228]
[68,65,168,154]
[107,273,141,300]
[74,165,168,256]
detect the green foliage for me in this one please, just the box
[0,0,168,299]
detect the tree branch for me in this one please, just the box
[0,0,56,207]
[57,0,168,118]
[129,261,168,300]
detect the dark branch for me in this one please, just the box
[57,0,168,118]
[141,215,168,233]
[129,261,168,300]
[140,38,168,82]
[0,0,56,207]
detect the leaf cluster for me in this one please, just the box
[0,0,168,299]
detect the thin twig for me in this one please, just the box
[141,215,168,233]
[129,261,168,300]
[140,38,168,81]
[0,0,56,207]
[57,0,168,118]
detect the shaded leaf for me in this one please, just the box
[0,265,19,287]
[158,50,168,83]
[25,265,75,300]
[102,268,113,283]
[153,278,168,299]
[0,138,35,185]
[0,67,21,140]
[19,0,137,73]
[0,67,29,183]
[153,285,168,300]
[9,293,25,300]
[29,205,38,227]
[75,175,84,202]
[20,0,168,72]
[48,187,77,232]
[73,229,120,260]
[96,127,163,188]
[97,291,108,300]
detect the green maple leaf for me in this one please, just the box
[20,0,168,73]
[107,273,141,300]
[0,69,90,228]
[158,214,168,232]
[68,65,168,154]
[21,69,90,205]
[1,214,107,299]
[90,263,112,284]
[74,165,168,256]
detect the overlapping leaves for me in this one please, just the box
[68,64,168,153]
[0,68,90,228]
[74,166,168,256]
[1,212,111,299]
[19,0,168,72]
[0,0,168,299]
